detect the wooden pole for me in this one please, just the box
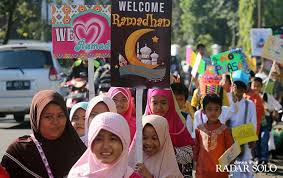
[135,87,144,163]
[88,58,95,100]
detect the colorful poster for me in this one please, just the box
[261,36,283,64]
[218,142,241,168]
[232,123,258,145]
[51,5,111,59]
[199,66,222,96]
[211,49,247,75]
[111,0,172,88]
[250,28,272,56]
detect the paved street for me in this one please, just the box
[0,115,31,158]
[0,115,282,177]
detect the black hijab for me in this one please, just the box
[29,90,86,176]
[2,90,86,178]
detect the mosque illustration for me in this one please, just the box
[136,42,159,65]
[118,42,160,67]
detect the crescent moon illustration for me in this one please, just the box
[125,29,159,69]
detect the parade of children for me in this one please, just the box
[1,2,283,178]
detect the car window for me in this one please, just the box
[0,50,53,69]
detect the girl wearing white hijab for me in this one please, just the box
[68,112,141,178]
[81,95,117,145]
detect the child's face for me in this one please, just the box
[71,108,85,137]
[232,83,246,99]
[91,129,123,164]
[89,102,109,127]
[203,103,221,122]
[150,95,169,117]
[143,125,160,156]
[174,94,186,109]
[251,81,262,94]
[113,93,129,114]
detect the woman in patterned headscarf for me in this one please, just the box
[1,90,86,178]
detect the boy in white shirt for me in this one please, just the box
[227,70,257,178]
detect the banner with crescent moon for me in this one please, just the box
[111,0,172,88]
[51,5,111,59]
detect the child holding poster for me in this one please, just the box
[193,94,234,178]
[226,70,257,178]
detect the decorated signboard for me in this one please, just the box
[232,123,258,145]
[261,35,283,64]
[111,0,172,88]
[250,28,272,56]
[199,66,222,96]
[211,49,247,75]
[51,5,111,59]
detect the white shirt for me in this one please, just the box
[192,104,237,138]
[185,115,193,137]
[227,98,257,161]
[261,93,282,116]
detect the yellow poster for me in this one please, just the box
[232,123,258,145]
[218,142,241,168]
[247,56,257,72]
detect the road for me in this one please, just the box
[0,115,31,158]
[0,115,282,177]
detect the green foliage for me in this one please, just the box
[262,0,283,27]
[238,0,255,55]
[180,0,239,53]
[0,0,47,43]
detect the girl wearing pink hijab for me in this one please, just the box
[68,112,141,178]
[129,115,183,178]
[144,89,194,177]
[107,87,136,141]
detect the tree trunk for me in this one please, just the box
[2,2,17,45]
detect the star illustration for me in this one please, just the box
[161,62,165,65]
[152,36,159,43]
[115,65,119,68]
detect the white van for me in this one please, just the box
[0,43,63,122]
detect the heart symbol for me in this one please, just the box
[74,23,101,44]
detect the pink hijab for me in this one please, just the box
[68,112,134,178]
[82,95,117,145]
[145,89,194,147]
[107,87,136,141]
[129,115,183,178]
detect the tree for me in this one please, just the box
[180,0,239,53]
[0,0,46,44]
[0,0,19,44]
[238,0,255,55]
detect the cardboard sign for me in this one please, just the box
[232,123,258,145]
[261,36,283,64]
[51,5,111,59]
[211,49,247,75]
[111,0,172,88]
[250,28,272,56]
[218,142,241,168]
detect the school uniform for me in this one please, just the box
[227,97,257,178]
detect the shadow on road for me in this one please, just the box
[1,121,31,130]
[0,116,31,130]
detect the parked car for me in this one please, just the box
[0,43,64,122]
